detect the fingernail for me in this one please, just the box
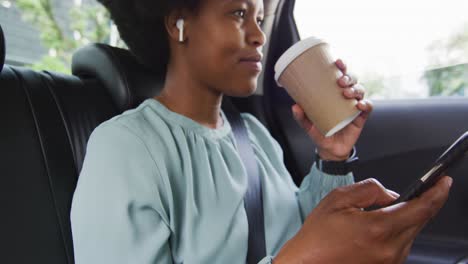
[343,75,350,84]
[388,190,400,198]
[359,101,366,107]
[292,110,298,119]
[447,177,453,188]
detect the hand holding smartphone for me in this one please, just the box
[391,131,468,205]
[365,131,468,211]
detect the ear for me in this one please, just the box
[165,12,187,43]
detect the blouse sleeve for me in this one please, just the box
[71,122,173,264]
[240,113,354,222]
[296,164,354,220]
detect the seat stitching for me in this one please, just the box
[13,68,73,263]
[43,71,79,175]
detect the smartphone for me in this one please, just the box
[390,131,468,205]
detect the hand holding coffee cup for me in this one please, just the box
[275,37,373,161]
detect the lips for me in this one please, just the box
[239,53,263,72]
[240,53,263,62]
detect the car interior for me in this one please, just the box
[1,0,467,263]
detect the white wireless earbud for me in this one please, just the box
[176,19,184,42]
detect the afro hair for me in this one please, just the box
[97,0,200,72]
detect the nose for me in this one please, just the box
[247,20,267,48]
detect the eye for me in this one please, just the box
[257,18,264,26]
[233,9,246,18]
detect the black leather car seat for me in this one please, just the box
[3,15,468,262]
[0,24,4,72]
[71,43,164,112]
[0,1,275,261]
[1,29,272,262]
[0,24,119,262]
[0,18,179,261]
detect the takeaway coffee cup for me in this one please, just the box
[274,37,361,137]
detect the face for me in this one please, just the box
[184,0,266,97]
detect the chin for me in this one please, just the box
[226,81,258,97]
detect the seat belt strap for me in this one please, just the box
[222,97,267,264]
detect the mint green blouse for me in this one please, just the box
[71,98,354,264]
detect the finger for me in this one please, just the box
[352,100,373,129]
[292,104,307,124]
[351,112,368,129]
[368,178,450,251]
[337,75,358,88]
[292,104,320,131]
[292,104,313,131]
[292,104,324,140]
[343,86,365,100]
[338,75,351,88]
[356,99,373,113]
[332,178,400,210]
[343,87,356,98]
[354,84,366,100]
[379,176,452,231]
[348,72,359,85]
[335,59,347,74]
[353,83,366,98]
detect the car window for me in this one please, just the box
[294,0,468,99]
[0,0,123,73]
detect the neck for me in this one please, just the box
[154,60,224,129]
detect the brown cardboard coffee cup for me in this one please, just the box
[275,37,361,137]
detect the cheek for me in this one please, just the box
[189,38,241,85]
[201,35,239,69]
[186,23,258,93]
[190,23,241,66]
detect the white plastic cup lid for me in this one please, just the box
[274,36,325,86]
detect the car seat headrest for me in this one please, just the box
[71,44,165,112]
[0,24,5,73]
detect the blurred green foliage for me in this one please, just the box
[13,0,111,74]
[424,24,468,96]
[361,24,468,99]
[424,63,468,96]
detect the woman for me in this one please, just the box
[71,0,452,263]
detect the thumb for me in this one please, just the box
[333,178,400,210]
[292,104,324,140]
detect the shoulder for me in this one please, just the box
[84,102,169,177]
[101,102,161,138]
[79,106,170,215]
[83,114,161,180]
[89,101,168,149]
